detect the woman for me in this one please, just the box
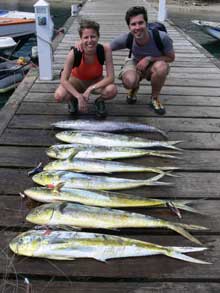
[54,19,117,118]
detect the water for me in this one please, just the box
[0,0,71,108]
[168,5,220,59]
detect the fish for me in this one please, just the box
[32,171,172,190]
[26,202,207,245]
[46,144,181,160]
[55,131,182,151]
[24,185,203,215]
[9,230,210,264]
[43,157,179,175]
[52,119,168,138]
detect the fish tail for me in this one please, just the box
[167,249,210,264]
[157,129,168,139]
[161,141,183,151]
[167,223,203,245]
[178,223,208,231]
[172,200,205,215]
[145,173,173,186]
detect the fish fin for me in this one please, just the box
[168,224,203,245]
[167,250,210,264]
[53,182,64,193]
[94,257,108,263]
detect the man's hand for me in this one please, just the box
[136,57,152,72]
[74,40,83,52]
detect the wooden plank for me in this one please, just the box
[0,169,219,198]
[1,280,219,293]
[7,115,220,132]
[0,232,217,279]
[16,102,220,118]
[24,92,220,106]
[1,129,220,150]
[29,83,220,96]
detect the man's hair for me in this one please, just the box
[125,6,148,26]
[78,19,100,37]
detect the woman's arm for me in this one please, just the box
[60,49,83,100]
[84,43,115,98]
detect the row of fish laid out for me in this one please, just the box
[10,120,210,264]
[9,230,210,264]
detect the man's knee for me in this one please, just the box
[153,61,169,77]
[122,73,139,89]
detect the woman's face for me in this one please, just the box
[81,28,99,53]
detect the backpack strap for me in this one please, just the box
[71,46,82,67]
[151,29,164,53]
[126,32,134,58]
[71,44,105,67]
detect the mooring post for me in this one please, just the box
[34,0,54,80]
[158,0,167,22]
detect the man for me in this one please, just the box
[110,6,175,115]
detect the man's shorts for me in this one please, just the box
[118,57,169,81]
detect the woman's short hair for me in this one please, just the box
[78,19,100,37]
[125,6,148,25]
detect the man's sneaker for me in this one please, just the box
[126,88,138,104]
[68,98,78,114]
[150,97,166,115]
[95,98,107,118]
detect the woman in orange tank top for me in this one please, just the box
[54,19,117,118]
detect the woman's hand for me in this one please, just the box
[77,94,88,113]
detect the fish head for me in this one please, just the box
[32,171,62,186]
[9,230,43,256]
[24,187,51,201]
[26,203,55,225]
[47,146,78,160]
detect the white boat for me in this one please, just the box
[192,20,220,40]
[0,36,16,50]
[0,9,35,39]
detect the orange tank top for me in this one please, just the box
[71,53,103,81]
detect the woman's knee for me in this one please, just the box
[103,84,117,99]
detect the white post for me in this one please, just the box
[158,0,167,22]
[34,0,54,80]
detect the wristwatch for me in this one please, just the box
[91,85,96,92]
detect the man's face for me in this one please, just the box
[128,14,147,39]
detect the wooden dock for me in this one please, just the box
[1,0,220,291]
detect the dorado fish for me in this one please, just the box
[24,185,202,215]
[43,157,178,175]
[52,119,168,138]
[26,202,207,245]
[55,131,182,151]
[46,144,181,160]
[9,230,210,264]
[32,171,172,190]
